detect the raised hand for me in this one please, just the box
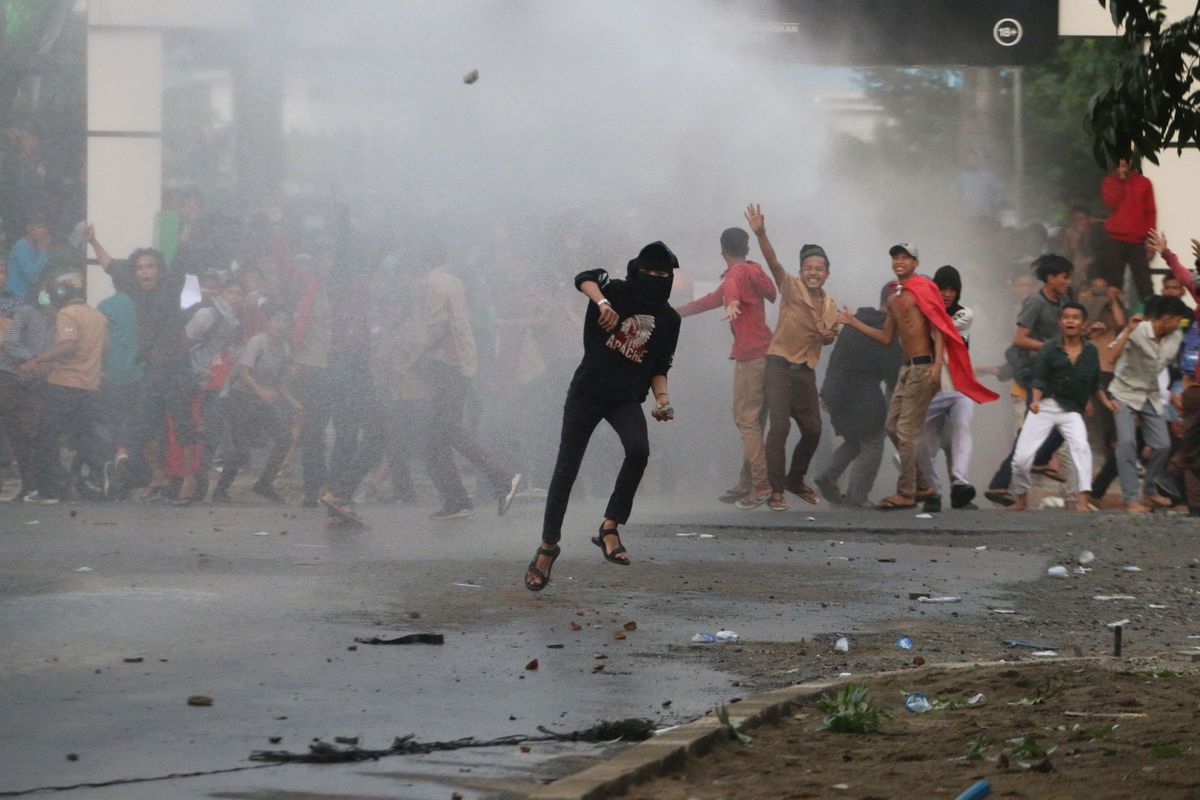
[1146,229,1167,255]
[1191,238,1200,264]
[744,204,765,235]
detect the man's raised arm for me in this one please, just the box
[838,305,895,346]
[744,204,788,287]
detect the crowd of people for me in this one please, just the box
[1,158,1199,535]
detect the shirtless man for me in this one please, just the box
[839,244,998,509]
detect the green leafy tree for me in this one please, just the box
[1024,37,1127,212]
[0,0,74,128]
[1087,0,1200,166]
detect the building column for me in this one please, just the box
[85,23,162,305]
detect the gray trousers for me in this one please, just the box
[818,430,885,506]
[1114,399,1171,503]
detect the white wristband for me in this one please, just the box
[597,299,611,307]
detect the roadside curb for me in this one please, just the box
[526,678,841,800]
[526,656,1109,800]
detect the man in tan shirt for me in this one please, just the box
[745,204,839,511]
[18,274,108,502]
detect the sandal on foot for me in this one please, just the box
[786,481,819,504]
[525,544,561,592]
[718,487,748,504]
[877,494,917,510]
[1032,465,1066,483]
[591,526,630,566]
[138,484,168,502]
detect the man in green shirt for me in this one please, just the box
[97,270,142,495]
[1010,302,1115,511]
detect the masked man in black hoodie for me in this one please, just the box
[814,284,901,507]
[524,242,682,592]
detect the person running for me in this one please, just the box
[839,243,997,509]
[743,204,837,511]
[96,263,143,497]
[186,274,242,500]
[1010,302,1114,511]
[523,241,681,592]
[210,303,301,503]
[89,228,199,504]
[1108,294,1192,512]
[410,240,522,520]
[0,258,51,500]
[676,226,776,509]
[814,283,900,508]
[19,274,108,503]
[916,265,977,510]
[985,255,1077,506]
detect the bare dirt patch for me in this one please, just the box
[626,661,1200,800]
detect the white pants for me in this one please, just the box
[1012,398,1092,495]
[917,391,973,494]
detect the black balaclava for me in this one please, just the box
[626,240,678,306]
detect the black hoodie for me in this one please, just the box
[569,268,681,404]
[820,306,900,439]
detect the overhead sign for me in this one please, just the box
[739,0,1059,66]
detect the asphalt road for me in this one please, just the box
[0,497,1057,799]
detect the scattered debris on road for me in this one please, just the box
[353,633,444,645]
[249,719,655,763]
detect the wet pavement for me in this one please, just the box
[1,498,1058,798]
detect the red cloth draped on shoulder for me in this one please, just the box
[901,275,999,404]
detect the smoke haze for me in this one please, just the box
[176,0,1024,497]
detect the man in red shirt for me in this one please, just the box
[678,227,777,508]
[1100,157,1156,302]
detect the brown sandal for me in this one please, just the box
[877,494,917,510]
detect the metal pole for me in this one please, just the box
[1013,67,1024,225]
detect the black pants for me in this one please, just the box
[383,398,426,502]
[425,364,512,510]
[1102,237,1153,302]
[136,364,195,447]
[294,365,335,502]
[541,385,650,545]
[214,392,291,492]
[100,381,139,452]
[35,384,105,499]
[328,380,390,501]
[329,352,374,491]
[0,371,40,493]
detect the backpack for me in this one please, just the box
[1004,345,1035,390]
